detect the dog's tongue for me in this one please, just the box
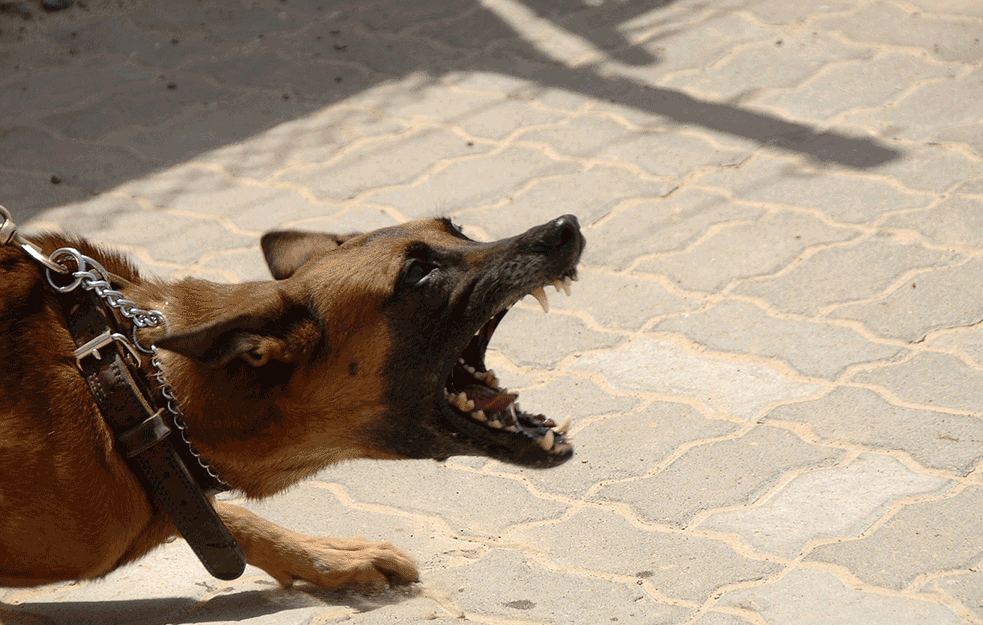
[464,385,517,412]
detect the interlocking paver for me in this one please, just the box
[571,338,824,420]
[806,486,983,591]
[765,386,983,476]
[653,300,905,379]
[830,257,983,342]
[697,454,952,558]
[732,236,960,316]
[694,154,934,223]
[3,0,983,623]
[717,568,965,625]
[512,507,782,604]
[637,211,858,293]
[591,425,842,527]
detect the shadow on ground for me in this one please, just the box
[0,0,899,222]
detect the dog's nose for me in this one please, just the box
[542,214,580,250]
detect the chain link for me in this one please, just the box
[44,246,229,490]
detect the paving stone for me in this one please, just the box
[694,155,933,223]
[426,549,692,625]
[584,187,766,271]
[315,459,570,537]
[840,69,983,142]
[698,454,952,557]
[830,257,983,343]
[689,612,757,625]
[929,324,983,369]
[849,351,983,415]
[867,144,982,193]
[923,569,983,620]
[0,540,214,625]
[756,52,961,122]
[200,107,406,177]
[236,481,478,573]
[460,165,672,239]
[815,3,983,63]
[133,167,330,233]
[732,235,960,316]
[0,63,155,123]
[653,300,905,379]
[0,126,153,192]
[39,197,253,265]
[278,206,400,233]
[440,69,594,111]
[489,306,625,369]
[570,338,824,420]
[765,386,983,476]
[806,486,983,590]
[639,211,858,293]
[591,425,842,528]
[610,11,772,81]
[717,568,965,625]
[1,168,93,215]
[520,117,747,179]
[367,145,579,216]
[550,268,702,332]
[39,74,228,142]
[111,92,326,164]
[665,31,872,101]
[276,128,486,201]
[741,0,859,24]
[881,195,983,250]
[513,507,781,604]
[495,399,737,499]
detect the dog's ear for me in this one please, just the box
[155,293,321,368]
[260,231,356,280]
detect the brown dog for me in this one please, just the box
[0,215,584,591]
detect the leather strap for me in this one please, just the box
[58,282,246,580]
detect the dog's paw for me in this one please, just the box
[268,536,419,590]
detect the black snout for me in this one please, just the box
[529,214,584,257]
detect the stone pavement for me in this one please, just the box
[3,0,983,623]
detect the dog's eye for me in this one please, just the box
[403,259,438,286]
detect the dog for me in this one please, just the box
[0,214,584,591]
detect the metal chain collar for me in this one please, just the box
[1,205,228,489]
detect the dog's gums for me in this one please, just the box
[440,272,579,465]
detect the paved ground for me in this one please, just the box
[3,0,983,623]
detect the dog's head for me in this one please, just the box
[157,216,584,472]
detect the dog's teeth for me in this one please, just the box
[554,442,572,454]
[472,409,487,422]
[539,430,555,451]
[561,276,572,295]
[489,419,503,429]
[464,398,475,411]
[464,364,476,375]
[505,425,520,433]
[528,286,549,313]
[556,417,571,434]
[459,358,466,365]
[570,272,579,282]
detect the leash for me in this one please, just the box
[0,205,246,581]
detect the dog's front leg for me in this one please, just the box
[213,502,419,589]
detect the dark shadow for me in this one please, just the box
[0,0,901,218]
[2,584,421,624]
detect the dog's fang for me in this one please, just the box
[539,430,555,451]
[556,417,571,434]
[528,287,549,313]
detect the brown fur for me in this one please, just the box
[0,215,584,591]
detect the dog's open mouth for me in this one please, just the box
[439,272,577,468]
